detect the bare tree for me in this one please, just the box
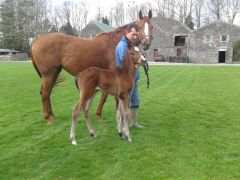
[152,0,167,17]
[208,0,225,20]
[126,1,139,22]
[95,6,104,22]
[194,0,204,28]
[49,7,63,32]
[112,1,125,27]
[70,1,88,32]
[139,2,152,17]
[225,0,240,23]
[177,0,195,23]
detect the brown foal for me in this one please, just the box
[70,47,142,144]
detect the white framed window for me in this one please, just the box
[204,35,212,43]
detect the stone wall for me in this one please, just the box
[188,21,240,64]
[149,17,240,63]
[0,53,28,61]
[146,16,190,62]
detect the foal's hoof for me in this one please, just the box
[90,133,98,139]
[71,140,77,145]
[127,138,132,143]
[118,132,123,137]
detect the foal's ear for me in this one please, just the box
[148,10,152,19]
[139,10,143,20]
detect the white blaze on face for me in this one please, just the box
[144,22,149,38]
[134,46,139,52]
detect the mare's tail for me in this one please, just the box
[30,44,42,78]
[30,42,64,88]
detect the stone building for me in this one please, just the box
[188,20,240,63]
[80,21,114,38]
[148,16,240,63]
[0,49,28,61]
[148,16,191,63]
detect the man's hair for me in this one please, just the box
[126,23,139,32]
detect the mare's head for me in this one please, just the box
[136,10,153,51]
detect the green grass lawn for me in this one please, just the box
[1,62,240,179]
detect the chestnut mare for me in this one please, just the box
[31,10,153,124]
[70,47,142,144]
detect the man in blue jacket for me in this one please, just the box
[116,23,144,129]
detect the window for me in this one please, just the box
[221,35,228,42]
[154,48,160,57]
[204,35,212,43]
[174,36,185,46]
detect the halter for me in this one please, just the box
[128,47,142,68]
[128,48,150,89]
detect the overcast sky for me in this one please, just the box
[50,0,240,26]
[50,0,148,21]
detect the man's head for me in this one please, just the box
[125,23,139,44]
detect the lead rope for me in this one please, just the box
[143,60,150,89]
[141,52,150,89]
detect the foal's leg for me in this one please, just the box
[83,96,98,138]
[96,93,108,122]
[119,98,132,143]
[70,103,82,145]
[116,100,124,136]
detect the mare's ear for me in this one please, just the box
[139,10,143,20]
[148,10,152,19]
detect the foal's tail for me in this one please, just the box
[75,73,80,90]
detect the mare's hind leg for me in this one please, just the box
[40,66,62,123]
[70,103,82,145]
[96,93,108,122]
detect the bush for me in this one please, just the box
[233,41,240,62]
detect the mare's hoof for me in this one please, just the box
[96,115,103,123]
[45,115,55,124]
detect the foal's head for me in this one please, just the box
[128,47,142,68]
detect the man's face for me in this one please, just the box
[126,28,138,43]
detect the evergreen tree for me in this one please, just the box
[60,21,77,36]
[0,0,52,52]
[185,14,194,30]
[0,0,18,50]
[102,17,110,25]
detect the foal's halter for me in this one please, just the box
[128,47,142,68]
[128,47,150,89]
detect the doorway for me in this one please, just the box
[218,51,226,63]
